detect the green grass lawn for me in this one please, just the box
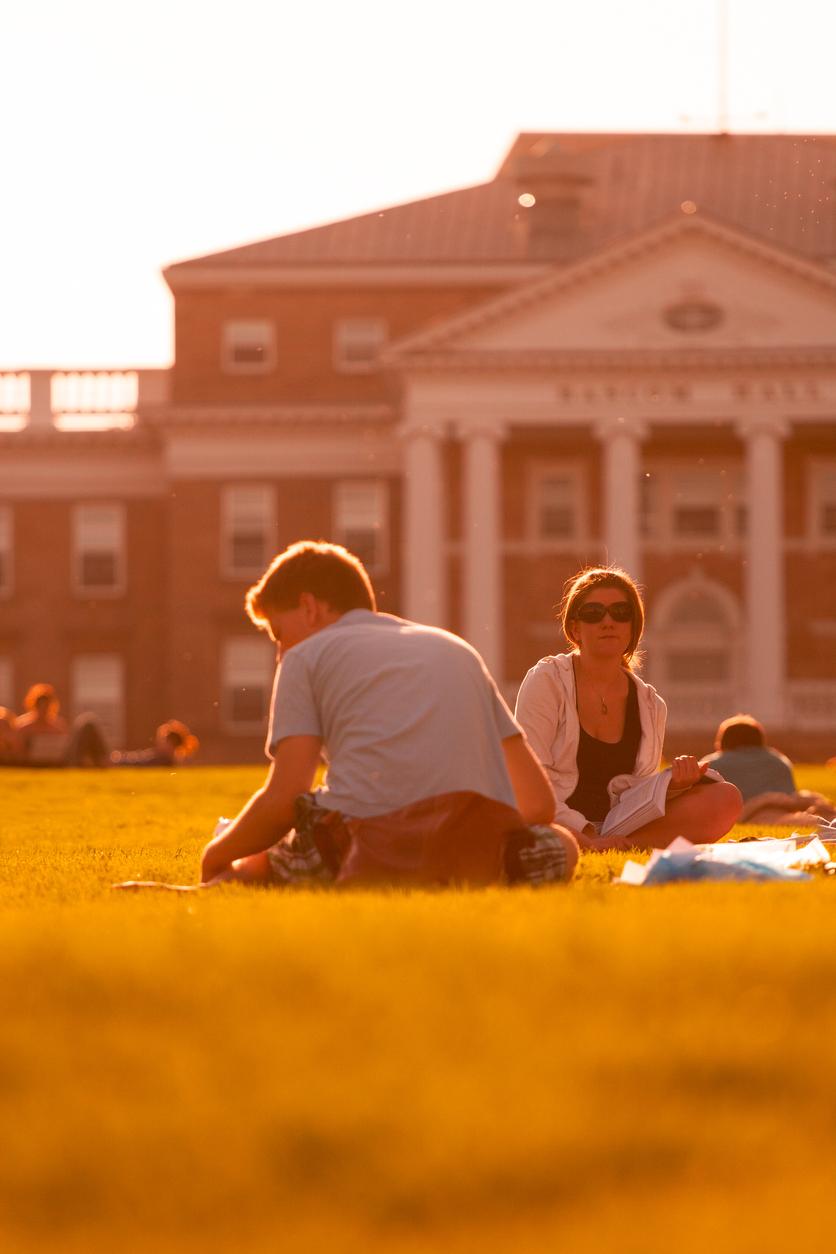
[2,765,836,1254]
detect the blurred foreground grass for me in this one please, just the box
[1,765,836,1254]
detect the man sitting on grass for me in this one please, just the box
[122,540,578,890]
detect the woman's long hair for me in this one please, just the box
[558,566,645,670]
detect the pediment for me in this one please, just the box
[388,214,836,359]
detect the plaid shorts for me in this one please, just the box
[264,795,337,888]
[507,824,574,886]
[265,796,573,889]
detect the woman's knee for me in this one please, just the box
[703,781,743,835]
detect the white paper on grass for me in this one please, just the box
[614,835,831,886]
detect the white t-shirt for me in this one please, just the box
[267,609,520,817]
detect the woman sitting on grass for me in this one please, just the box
[14,682,109,767]
[515,566,742,853]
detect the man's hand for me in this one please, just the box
[199,735,322,882]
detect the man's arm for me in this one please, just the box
[200,735,322,882]
[502,733,556,826]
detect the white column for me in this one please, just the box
[737,416,788,724]
[595,418,646,581]
[461,425,503,679]
[402,425,447,627]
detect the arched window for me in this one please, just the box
[644,576,742,727]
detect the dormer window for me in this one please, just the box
[222,321,276,374]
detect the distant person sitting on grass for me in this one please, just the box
[111,720,199,767]
[117,540,578,891]
[700,714,836,826]
[14,683,109,767]
[0,707,19,763]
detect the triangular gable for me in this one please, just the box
[386,213,836,359]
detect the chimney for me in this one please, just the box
[511,141,595,259]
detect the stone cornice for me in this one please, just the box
[143,404,397,428]
[0,426,158,448]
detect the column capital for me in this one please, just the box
[735,415,790,441]
[451,415,508,443]
[593,416,648,443]
[399,420,448,442]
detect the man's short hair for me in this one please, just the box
[246,540,376,625]
[715,714,767,751]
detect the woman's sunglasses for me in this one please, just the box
[574,600,634,624]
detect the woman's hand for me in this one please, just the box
[574,824,634,854]
[669,754,707,792]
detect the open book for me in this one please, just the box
[600,767,723,839]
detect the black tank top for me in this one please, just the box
[565,676,642,822]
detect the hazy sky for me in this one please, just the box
[3,0,836,368]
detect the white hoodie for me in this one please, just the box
[515,651,667,832]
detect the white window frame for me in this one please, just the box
[221,321,276,375]
[642,462,745,550]
[70,653,125,747]
[221,485,276,579]
[808,460,836,548]
[72,503,126,597]
[333,480,389,575]
[332,318,388,373]
[0,656,13,709]
[221,637,276,734]
[526,462,587,548]
[0,505,12,597]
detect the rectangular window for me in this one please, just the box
[672,504,721,538]
[222,637,275,732]
[71,654,124,746]
[221,485,275,577]
[73,504,125,595]
[333,481,389,574]
[0,505,12,595]
[528,465,584,544]
[333,318,388,372]
[537,474,576,539]
[0,656,12,708]
[807,463,836,544]
[819,467,836,536]
[221,321,276,374]
[648,465,745,549]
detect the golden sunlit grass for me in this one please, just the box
[2,765,836,1254]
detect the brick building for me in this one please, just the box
[2,132,836,760]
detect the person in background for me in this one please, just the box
[0,707,19,763]
[701,714,836,825]
[111,720,199,767]
[515,565,742,852]
[14,683,109,767]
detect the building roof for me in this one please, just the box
[167,132,836,275]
